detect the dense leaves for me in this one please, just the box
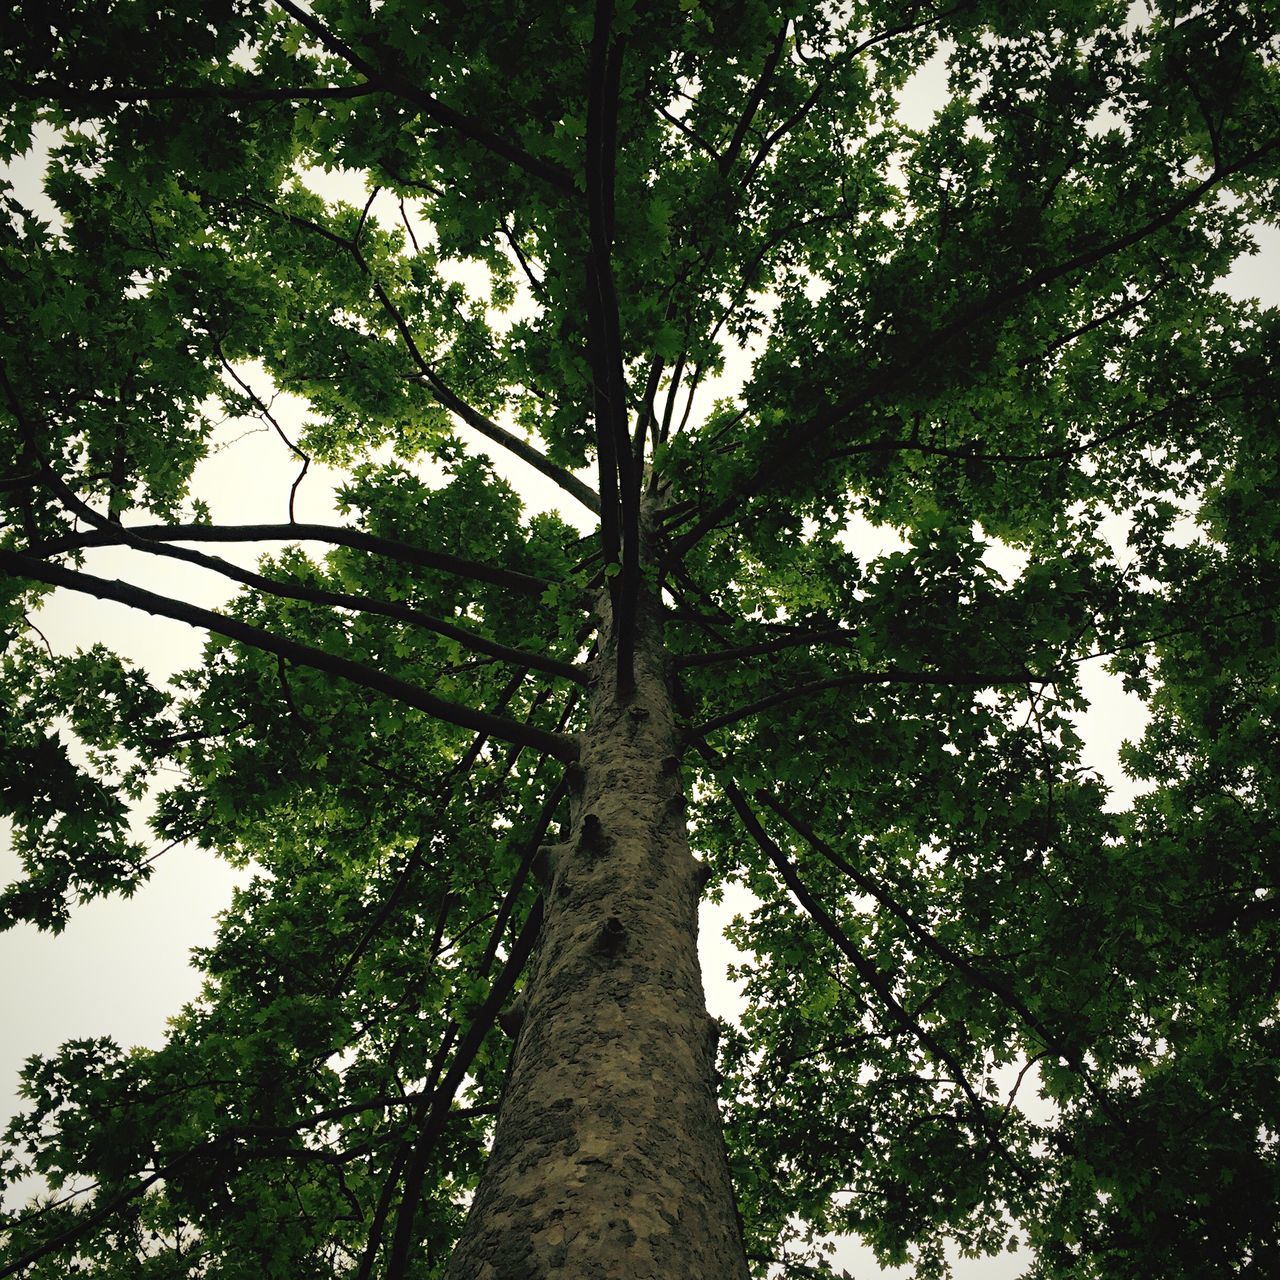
[2,1,1277,1277]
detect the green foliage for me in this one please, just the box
[1,0,1277,1276]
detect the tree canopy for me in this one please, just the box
[1,1,1278,1276]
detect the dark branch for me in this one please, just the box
[671,136,1280,559]
[693,667,1039,737]
[0,550,579,761]
[704,759,1023,1175]
[719,22,789,176]
[0,1172,166,1278]
[52,529,586,684]
[217,357,311,522]
[272,0,575,191]
[384,897,544,1279]
[755,792,1123,1125]
[26,522,553,596]
[358,256,602,516]
[243,196,600,515]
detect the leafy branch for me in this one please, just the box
[0,550,579,761]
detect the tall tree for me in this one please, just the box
[1,1,1277,1276]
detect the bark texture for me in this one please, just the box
[443,593,749,1278]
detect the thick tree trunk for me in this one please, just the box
[443,591,749,1278]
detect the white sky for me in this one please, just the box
[2,40,1278,1280]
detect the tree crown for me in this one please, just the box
[1,1,1278,1276]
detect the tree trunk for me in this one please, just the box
[443,588,750,1278]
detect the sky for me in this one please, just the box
[2,37,1279,1280]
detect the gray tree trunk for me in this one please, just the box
[443,589,750,1278]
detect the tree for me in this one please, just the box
[1,0,1277,1275]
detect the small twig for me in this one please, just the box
[398,197,421,254]
[219,356,312,523]
[20,611,56,658]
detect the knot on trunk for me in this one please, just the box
[596,915,627,957]
[564,760,587,795]
[577,813,609,857]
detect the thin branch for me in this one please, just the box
[654,100,720,160]
[93,535,582,681]
[352,253,600,517]
[671,137,1280,559]
[217,357,311,522]
[19,611,56,658]
[693,667,1039,737]
[333,668,530,991]
[271,0,574,191]
[719,22,789,177]
[497,215,545,298]
[0,550,579,761]
[238,192,599,514]
[704,759,1024,1177]
[741,83,821,188]
[2,78,379,106]
[27,522,552,596]
[19,454,583,681]
[383,897,545,1280]
[756,792,1123,1125]
[398,198,421,254]
[0,1172,166,1278]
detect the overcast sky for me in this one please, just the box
[2,41,1278,1279]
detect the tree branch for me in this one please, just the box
[0,1172,167,1279]
[357,254,602,516]
[242,195,601,515]
[0,550,578,761]
[693,667,1038,737]
[26,522,553,596]
[271,0,574,192]
[755,791,1123,1125]
[384,896,544,1279]
[718,22,789,177]
[702,757,1024,1176]
[21,450,585,683]
[56,532,585,683]
[671,136,1280,558]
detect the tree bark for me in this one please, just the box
[442,588,749,1278]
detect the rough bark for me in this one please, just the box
[442,589,749,1278]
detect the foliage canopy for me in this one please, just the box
[1,0,1278,1276]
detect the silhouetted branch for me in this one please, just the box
[671,136,1280,558]
[719,22,789,176]
[756,792,1123,1125]
[272,0,574,191]
[0,550,579,761]
[242,196,600,515]
[27,522,552,596]
[383,896,545,1279]
[701,756,1025,1178]
[33,509,586,684]
[693,667,1039,737]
